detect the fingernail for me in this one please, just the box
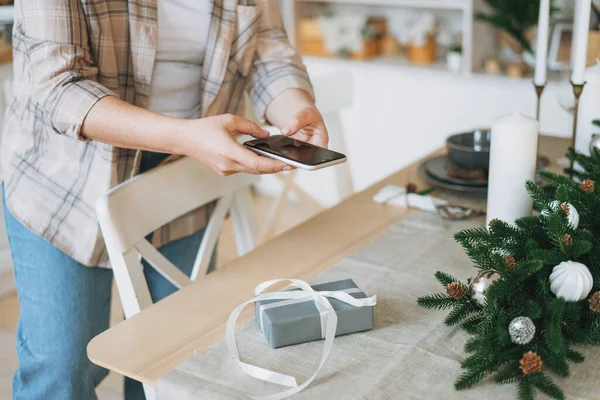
[283,166,293,171]
[281,127,290,135]
[262,129,270,135]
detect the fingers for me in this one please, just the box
[280,108,312,137]
[211,142,292,176]
[280,107,329,148]
[231,145,292,174]
[223,114,269,138]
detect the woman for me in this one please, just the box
[1,0,328,399]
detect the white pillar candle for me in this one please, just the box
[571,0,581,67]
[575,63,600,155]
[486,114,539,226]
[572,0,591,84]
[534,0,550,86]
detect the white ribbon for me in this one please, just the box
[226,279,377,400]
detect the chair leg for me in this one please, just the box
[230,187,256,256]
[289,182,324,213]
[111,248,153,319]
[190,194,234,281]
[143,383,156,400]
[260,171,296,242]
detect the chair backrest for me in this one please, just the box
[96,156,258,318]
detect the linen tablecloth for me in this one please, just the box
[156,212,600,399]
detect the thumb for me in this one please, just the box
[226,115,270,138]
[280,109,310,136]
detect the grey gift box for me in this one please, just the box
[254,279,374,349]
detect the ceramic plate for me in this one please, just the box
[418,155,488,196]
[423,155,488,187]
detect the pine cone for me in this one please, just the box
[446,282,465,300]
[562,234,574,247]
[560,203,570,215]
[520,351,543,375]
[502,254,516,268]
[589,292,600,312]
[406,183,418,194]
[580,179,595,193]
[488,218,500,230]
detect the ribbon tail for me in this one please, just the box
[226,296,299,389]
[250,295,339,400]
[238,361,298,388]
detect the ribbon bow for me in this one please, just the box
[226,279,377,400]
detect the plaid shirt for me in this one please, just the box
[1,0,313,267]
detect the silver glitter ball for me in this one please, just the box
[508,316,536,345]
[470,270,500,308]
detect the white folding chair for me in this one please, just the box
[96,157,258,400]
[260,70,355,241]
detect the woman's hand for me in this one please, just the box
[280,106,329,148]
[179,114,292,176]
[82,97,289,176]
[264,89,329,149]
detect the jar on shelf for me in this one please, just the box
[407,33,437,65]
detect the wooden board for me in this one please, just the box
[87,136,569,385]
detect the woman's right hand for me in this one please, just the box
[177,114,292,176]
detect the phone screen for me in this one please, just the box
[244,135,346,166]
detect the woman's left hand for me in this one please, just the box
[280,106,329,148]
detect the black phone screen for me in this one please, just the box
[244,135,346,166]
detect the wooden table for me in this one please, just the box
[87,136,569,386]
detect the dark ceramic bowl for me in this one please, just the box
[446,129,491,171]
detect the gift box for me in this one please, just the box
[254,279,374,348]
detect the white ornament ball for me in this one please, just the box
[563,203,579,230]
[541,201,579,230]
[470,270,501,307]
[508,317,536,345]
[549,261,593,301]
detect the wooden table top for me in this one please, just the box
[87,136,569,386]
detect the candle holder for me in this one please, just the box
[569,81,586,178]
[533,83,546,122]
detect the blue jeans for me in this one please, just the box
[5,152,214,399]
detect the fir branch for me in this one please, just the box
[543,299,566,355]
[529,248,566,267]
[538,170,575,189]
[462,315,484,335]
[518,376,535,400]
[523,301,543,319]
[455,368,487,391]
[538,347,569,377]
[494,362,521,385]
[566,348,585,363]
[417,293,458,310]
[529,373,566,400]
[445,301,476,326]
[454,226,492,243]
[526,180,550,210]
[434,271,459,287]
[571,239,593,258]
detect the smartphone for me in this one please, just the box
[243,135,347,171]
